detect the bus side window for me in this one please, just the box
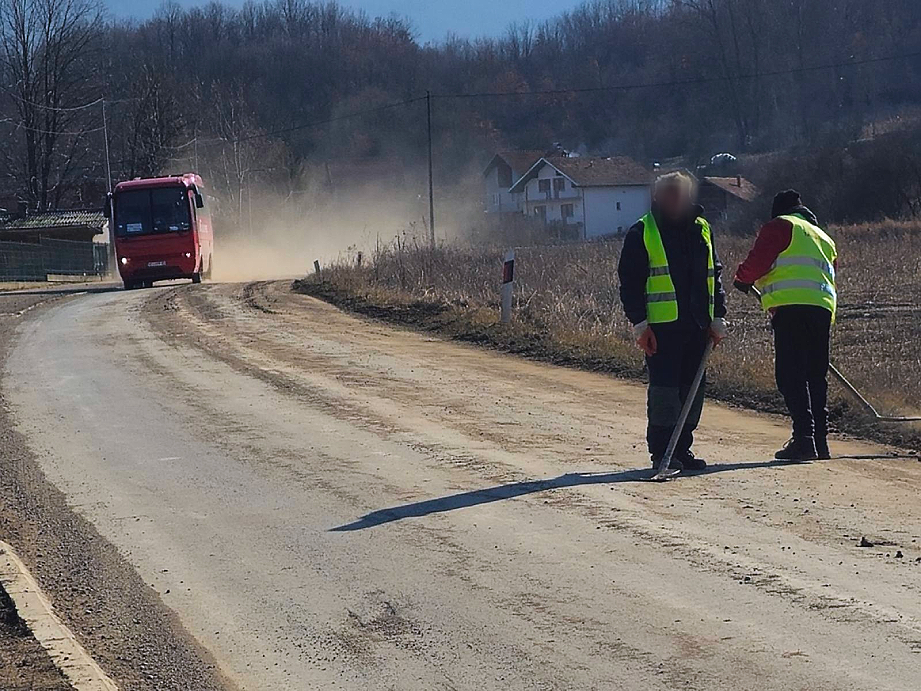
[194,192,212,225]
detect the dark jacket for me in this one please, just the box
[617,204,727,329]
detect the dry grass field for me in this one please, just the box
[296,221,921,450]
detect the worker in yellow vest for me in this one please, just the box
[735,190,838,461]
[618,172,728,472]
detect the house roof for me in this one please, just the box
[483,150,545,177]
[510,156,652,192]
[0,209,107,233]
[702,176,759,202]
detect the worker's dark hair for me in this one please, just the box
[772,189,802,218]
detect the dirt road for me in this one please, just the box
[4,280,921,690]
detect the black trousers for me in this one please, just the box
[772,305,832,441]
[645,324,709,458]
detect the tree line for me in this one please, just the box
[1,0,921,227]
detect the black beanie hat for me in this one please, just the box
[772,189,802,218]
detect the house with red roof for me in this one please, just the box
[482,150,545,214]
[508,155,653,239]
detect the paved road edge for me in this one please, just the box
[0,540,118,691]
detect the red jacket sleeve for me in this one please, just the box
[735,218,794,284]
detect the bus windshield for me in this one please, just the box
[115,187,192,237]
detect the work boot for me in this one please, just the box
[650,455,683,472]
[815,439,831,460]
[677,450,707,471]
[775,437,818,462]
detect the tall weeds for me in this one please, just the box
[299,220,921,448]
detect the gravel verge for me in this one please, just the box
[0,289,236,691]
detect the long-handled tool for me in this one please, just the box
[749,287,921,423]
[649,340,715,481]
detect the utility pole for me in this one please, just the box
[101,99,112,195]
[426,90,435,248]
[101,98,115,274]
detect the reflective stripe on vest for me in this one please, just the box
[761,279,836,296]
[641,212,715,324]
[772,256,835,276]
[647,292,678,303]
[755,214,837,318]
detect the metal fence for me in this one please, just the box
[0,237,109,282]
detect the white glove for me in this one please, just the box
[632,320,649,340]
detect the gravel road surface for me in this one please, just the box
[4,280,921,690]
[0,286,232,691]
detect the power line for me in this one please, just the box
[434,49,921,99]
[0,119,106,136]
[0,87,103,111]
[231,95,426,143]
[163,136,200,150]
[152,96,425,147]
[0,86,138,111]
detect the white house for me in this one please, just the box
[482,151,544,214]
[508,156,652,238]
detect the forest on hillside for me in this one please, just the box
[2,0,921,231]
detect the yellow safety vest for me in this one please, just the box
[641,212,715,324]
[756,214,837,318]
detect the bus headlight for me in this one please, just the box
[120,257,129,265]
[184,252,192,258]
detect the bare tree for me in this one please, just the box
[0,0,102,209]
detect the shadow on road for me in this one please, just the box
[331,453,916,532]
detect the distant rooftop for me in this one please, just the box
[510,155,652,192]
[0,209,107,233]
[552,156,653,187]
[702,176,759,203]
[484,150,546,176]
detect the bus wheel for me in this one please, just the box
[192,273,202,284]
[123,280,135,291]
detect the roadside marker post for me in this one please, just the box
[314,260,321,274]
[501,249,515,324]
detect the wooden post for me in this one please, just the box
[426,90,435,248]
[314,260,321,274]
[500,249,515,324]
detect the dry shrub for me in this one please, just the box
[298,220,921,449]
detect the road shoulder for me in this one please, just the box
[0,577,71,691]
[1,540,116,690]
[0,290,236,691]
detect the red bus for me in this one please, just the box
[109,173,214,289]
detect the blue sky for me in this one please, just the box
[107,0,579,42]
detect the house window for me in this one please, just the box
[538,179,551,194]
[616,201,622,211]
[561,203,574,219]
[553,178,566,192]
[498,164,512,188]
[534,205,547,222]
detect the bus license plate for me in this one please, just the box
[147,261,167,267]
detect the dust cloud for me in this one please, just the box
[207,161,482,283]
